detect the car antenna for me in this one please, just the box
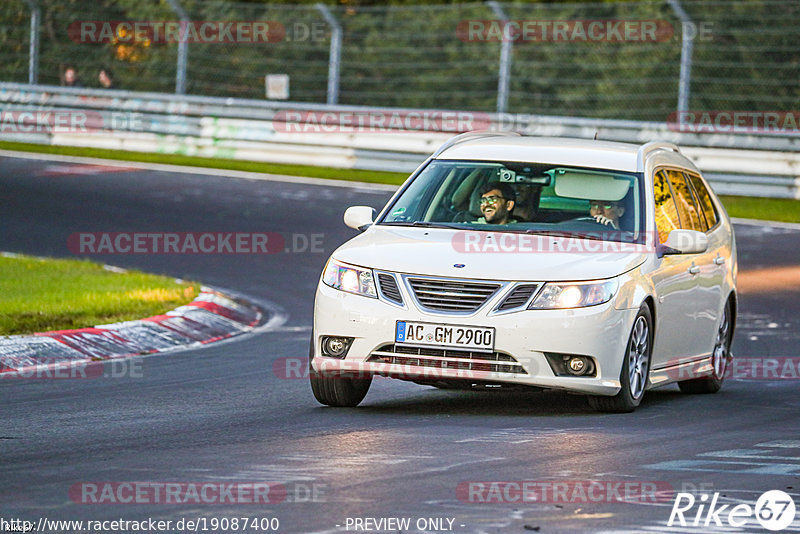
[593,131,599,140]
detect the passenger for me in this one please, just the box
[477,182,516,225]
[62,66,83,87]
[590,200,625,230]
[98,67,116,89]
[511,184,540,221]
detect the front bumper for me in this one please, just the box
[312,282,640,396]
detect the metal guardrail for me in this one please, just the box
[1,82,799,199]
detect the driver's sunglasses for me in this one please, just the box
[480,195,505,206]
[590,202,616,210]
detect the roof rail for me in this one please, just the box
[432,130,521,158]
[637,141,681,170]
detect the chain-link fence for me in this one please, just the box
[1,0,798,121]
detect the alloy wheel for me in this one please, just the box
[712,305,730,378]
[628,316,649,399]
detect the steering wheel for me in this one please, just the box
[451,210,477,223]
[574,215,619,226]
[558,216,618,231]
[570,216,607,224]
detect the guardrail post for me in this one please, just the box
[166,0,189,94]
[316,4,342,105]
[487,1,511,114]
[667,0,694,124]
[23,0,40,84]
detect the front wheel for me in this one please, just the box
[309,339,372,407]
[678,299,733,394]
[588,305,652,413]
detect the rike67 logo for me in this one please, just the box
[668,490,796,531]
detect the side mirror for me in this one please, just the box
[662,229,708,255]
[344,206,376,231]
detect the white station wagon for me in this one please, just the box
[310,133,737,412]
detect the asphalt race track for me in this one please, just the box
[1,154,799,534]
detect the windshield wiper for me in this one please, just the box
[522,229,642,243]
[523,229,606,241]
[381,221,464,229]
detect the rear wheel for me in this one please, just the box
[309,338,372,407]
[678,299,732,394]
[588,305,652,413]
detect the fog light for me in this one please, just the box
[322,336,352,358]
[543,352,597,377]
[567,356,591,376]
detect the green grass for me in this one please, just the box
[718,195,800,223]
[0,254,200,336]
[2,140,798,222]
[0,140,409,186]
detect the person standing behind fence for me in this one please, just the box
[98,67,116,89]
[62,66,83,87]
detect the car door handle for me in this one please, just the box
[688,265,701,275]
[714,256,725,265]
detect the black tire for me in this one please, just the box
[309,337,372,407]
[678,299,733,394]
[588,305,653,413]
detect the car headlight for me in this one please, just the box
[529,279,617,309]
[322,259,377,298]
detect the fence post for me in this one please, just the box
[23,0,39,84]
[316,3,342,105]
[166,0,189,94]
[487,1,511,114]
[667,0,694,123]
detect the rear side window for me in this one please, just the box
[667,170,704,232]
[686,172,719,229]
[653,170,681,244]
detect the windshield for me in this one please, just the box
[379,159,644,242]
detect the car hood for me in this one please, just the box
[331,226,648,281]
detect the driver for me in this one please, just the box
[590,200,625,230]
[476,182,516,225]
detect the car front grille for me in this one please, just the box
[368,344,527,375]
[496,284,539,311]
[377,273,403,304]
[406,277,501,313]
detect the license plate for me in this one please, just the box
[395,321,495,352]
